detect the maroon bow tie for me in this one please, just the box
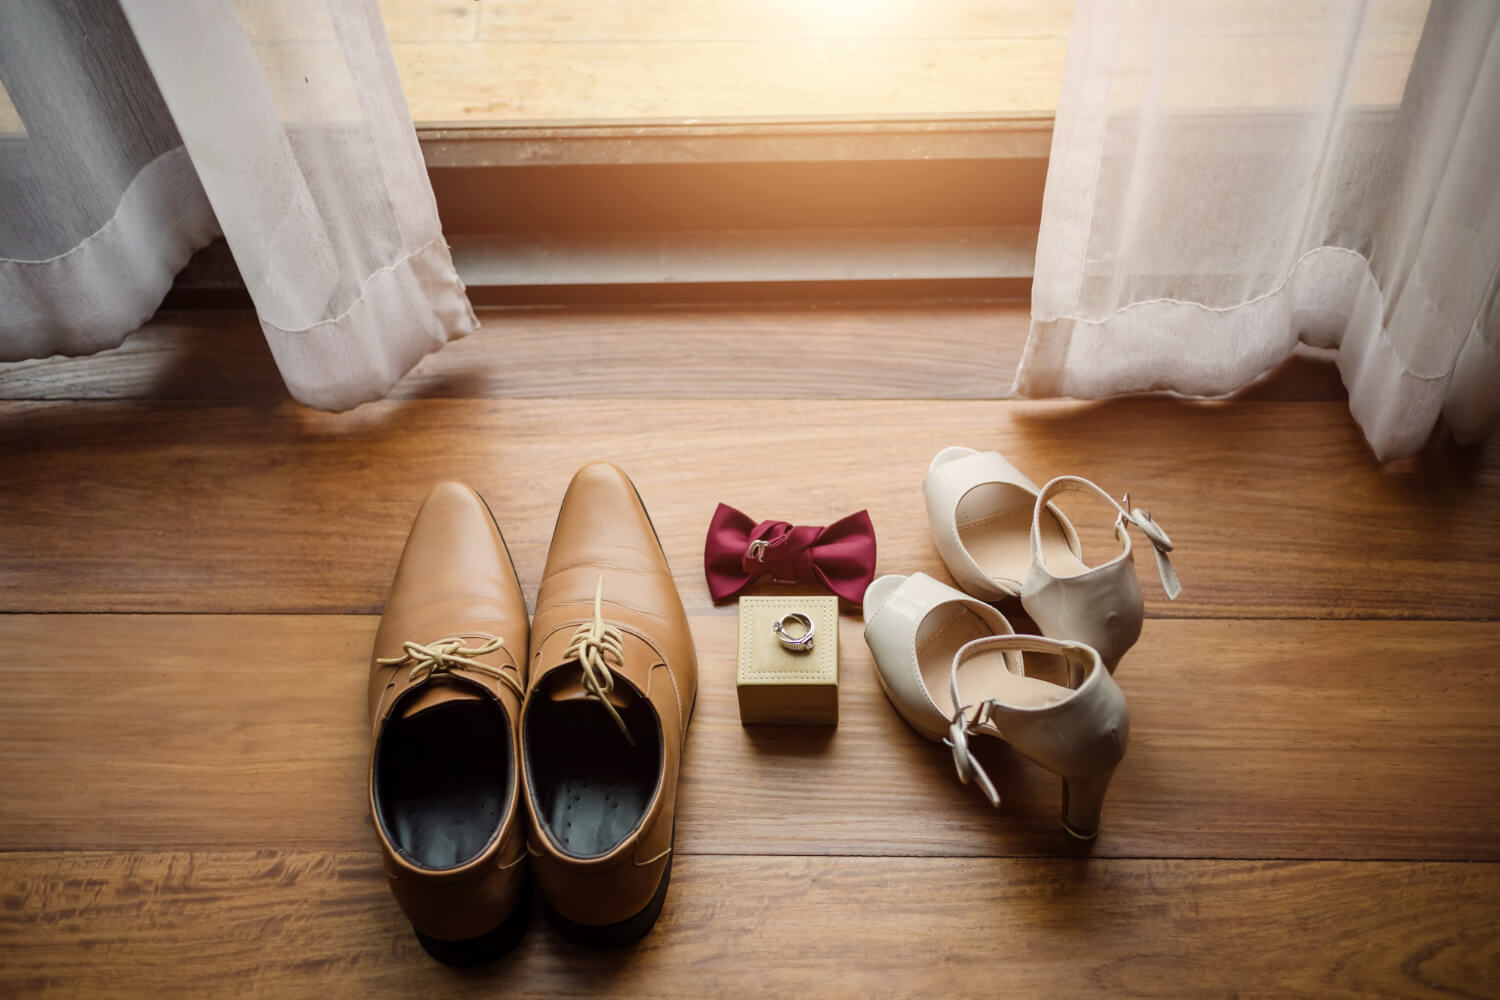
[704,503,877,605]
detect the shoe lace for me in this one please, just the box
[376,635,525,701]
[564,576,635,746]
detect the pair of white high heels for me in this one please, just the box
[863,447,1181,838]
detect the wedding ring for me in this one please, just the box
[773,612,815,653]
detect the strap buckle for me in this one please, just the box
[1121,493,1173,552]
[942,702,1001,807]
[1118,493,1181,600]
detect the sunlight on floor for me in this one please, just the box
[373,0,1428,125]
[377,0,1076,123]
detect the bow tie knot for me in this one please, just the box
[741,521,822,581]
[705,504,877,606]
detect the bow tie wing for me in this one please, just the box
[704,502,760,601]
[807,509,877,606]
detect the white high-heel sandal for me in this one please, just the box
[863,573,1129,838]
[862,572,1015,741]
[923,447,1181,668]
[941,634,1128,838]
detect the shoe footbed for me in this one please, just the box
[916,605,1072,714]
[374,698,510,870]
[525,696,662,859]
[956,488,1091,583]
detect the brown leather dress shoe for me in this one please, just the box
[367,482,531,965]
[521,462,697,946]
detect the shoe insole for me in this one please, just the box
[374,698,510,870]
[916,605,1072,715]
[525,697,662,859]
[959,506,1092,582]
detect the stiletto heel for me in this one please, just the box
[1061,768,1117,840]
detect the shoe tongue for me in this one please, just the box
[399,682,484,720]
[547,664,634,710]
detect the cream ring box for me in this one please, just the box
[736,595,839,725]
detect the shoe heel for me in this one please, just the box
[1060,768,1116,840]
[545,852,673,948]
[413,871,532,966]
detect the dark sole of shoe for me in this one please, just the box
[543,851,673,948]
[413,873,533,967]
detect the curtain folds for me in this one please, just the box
[0,0,475,409]
[1017,0,1500,461]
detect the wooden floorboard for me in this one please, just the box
[0,305,1025,402]
[0,398,1493,618]
[0,305,1348,402]
[2,851,1494,998]
[1,615,1495,860]
[0,307,1493,997]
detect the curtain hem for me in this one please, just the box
[1441,312,1500,446]
[1013,246,1471,462]
[0,147,218,361]
[257,237,479,411]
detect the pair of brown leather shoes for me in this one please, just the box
[366,463,696,964]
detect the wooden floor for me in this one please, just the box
[1,303,1498,998]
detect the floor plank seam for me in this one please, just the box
[1,849,1493,864]
[0,611,1494,623]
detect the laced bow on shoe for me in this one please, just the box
[376,635,525,701]
[564,576,635,746]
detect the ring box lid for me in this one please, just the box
[736,595,838,725]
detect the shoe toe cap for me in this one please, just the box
[861,574,908,626]
[546,462,666,578]
[382,481,524,636]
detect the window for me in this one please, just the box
[372,0,1070,303]
[380,0,1072,124]
[176,2,1433,306]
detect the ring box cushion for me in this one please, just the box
[736,595,839,725]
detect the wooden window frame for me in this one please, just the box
[167,115,1048,307]
[423,115,1048,304]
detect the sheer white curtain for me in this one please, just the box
[1017,0,1500,462]
[0,0,476,410]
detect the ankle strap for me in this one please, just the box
[1031,475,1182,600]
[943,634,1099,809]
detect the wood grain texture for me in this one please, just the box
[473,0,1076,43]
[386,35,1419,124]
[0,306,1347,403]
[2,615,1496,860]
[0,305,1029,402]
[0,398,1493,618]
[0,300,1494,998]
[389,38,1069,122]
[470,0,1426,44]
[2,851,1495,999]
[368,0,1421,123]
